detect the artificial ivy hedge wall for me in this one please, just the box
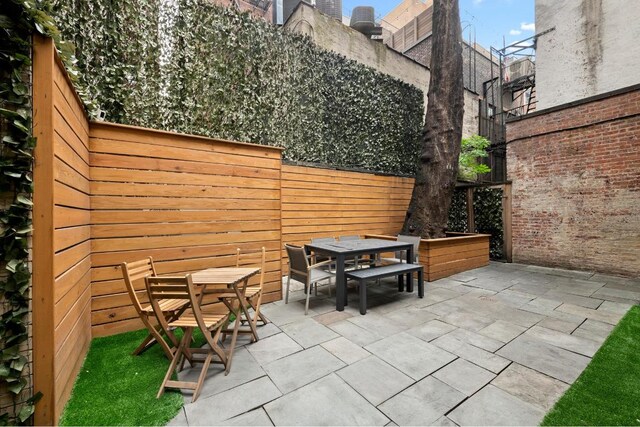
[50,0,424,175]
[447,187,504,259]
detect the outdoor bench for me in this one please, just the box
[345,263,424,314]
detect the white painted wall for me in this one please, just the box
[536,0,640,109]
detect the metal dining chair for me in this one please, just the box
[285,244,335,314]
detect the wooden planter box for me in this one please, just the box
[365,232,491,281]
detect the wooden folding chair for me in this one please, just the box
[235,247,269,329]
[121,257,187,359]
[146,274,230,403]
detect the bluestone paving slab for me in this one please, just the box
[264,374,389,426]
[445,328,505,352]
[328,319,386,347]
[246,332,303,366]
[448,384,545,426]
[525,325,600,357]
[365,332,457,380]
[524,265,594,280]
[260,303,318,326]
[598,300,634,314]
[167,408,187,426]
[492,289,536,307]
[432,416,458,426]
[496,334,590,383]
[378,376,466,426]
[337,355,414,406]
[556,303,623,325]
[178,347,265,401]
[465,278,512,292]
[383,306,439,328]
[447,272,478,282]
[571,319,615,343]
[591,286,640,303]
[321,336,370,365]
[233,323,282,347]
[589,274,640,287]
[280,318,338,348]
[438,311,495,332]
[431,334,510,374]
[347,312,408,337]
[478,320,527,343]
[432,358,495,396]
[558,278,604,295]
[540,290,603,309]
[536,316,582,334]
[523,297,562,313]
[213,409,273,426]
[313,310,353,325]
[264,345,344,394]
[491,363,569,411]
[184,376,281,425]
[407,319,457,342]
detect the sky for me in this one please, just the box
[341,0,535,51]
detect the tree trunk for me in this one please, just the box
[402,0,464,238]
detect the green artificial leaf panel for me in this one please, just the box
[49,0,424,176]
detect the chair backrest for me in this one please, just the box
[311,237,336,244]
[285,244,309,283]
[121,257,157,315]
[235,247,266,289]
[397,234,421,262]
[146,274,202,325]
[339,235,360,241]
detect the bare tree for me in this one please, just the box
[402,0,464,238]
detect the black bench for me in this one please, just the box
[345,263,424,314]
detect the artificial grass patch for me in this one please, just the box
[542,305,640,426]
[59,329,184,426]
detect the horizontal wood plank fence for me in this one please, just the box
[33,37,92,425]
[281,164,414,272]
[31,38,417,424]
[89,122,284,337]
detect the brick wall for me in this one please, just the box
[506,85,640,277]
[405,36,500,97]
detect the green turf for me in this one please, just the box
[59,329,189,426]
[541,305,640,426]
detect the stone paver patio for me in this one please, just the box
[168,262,639,426]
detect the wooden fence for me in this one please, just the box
[89,122,284,337]
[31,37,418,424]
[281,164,414,271]
[33,37,92,424]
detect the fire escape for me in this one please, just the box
[478,28,554,183]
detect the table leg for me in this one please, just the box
[238,279,259,343]
[225,278,256,375]
[406,246,414,292]
[336,254,345,311]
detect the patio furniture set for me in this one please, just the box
[121,235,424,402]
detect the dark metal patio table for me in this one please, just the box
[305,238,414,311]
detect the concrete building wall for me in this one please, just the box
[536,0,640,109]
[285,3,480,137]
[506,85,640,277]
[380,0,432,34]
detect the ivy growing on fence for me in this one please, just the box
[0,0,87,423]
[50,0,424,175]
[447,187,504,260]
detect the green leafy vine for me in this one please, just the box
[0,1,89,424]
[50,0,424,175]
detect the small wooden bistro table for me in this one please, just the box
[191,266,260,374]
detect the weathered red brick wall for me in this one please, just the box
[506,85,640,277]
